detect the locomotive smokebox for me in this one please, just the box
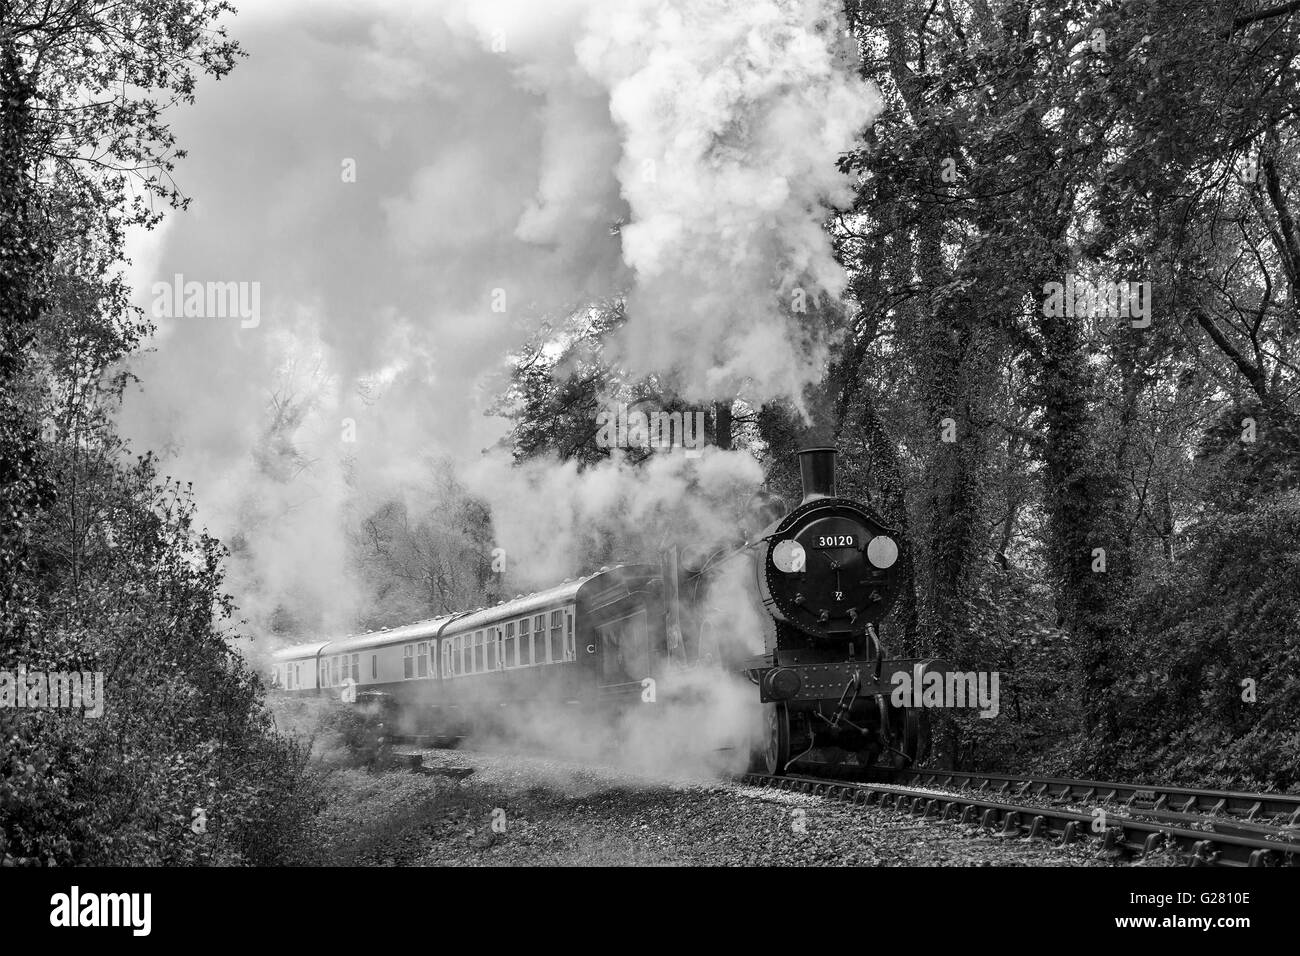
[797,446,837,504]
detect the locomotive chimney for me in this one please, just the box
[797,446,837,504]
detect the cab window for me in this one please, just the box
[597,609,650,684]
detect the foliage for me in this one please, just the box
[499,0,1300,788]
[0,1,326,866]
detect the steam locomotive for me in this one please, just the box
[270,447,936,775]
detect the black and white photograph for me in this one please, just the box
[0,0,1297,936]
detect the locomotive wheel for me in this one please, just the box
[855,742,881,769]
[763,702,792,775]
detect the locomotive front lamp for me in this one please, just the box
[866,535,899,569]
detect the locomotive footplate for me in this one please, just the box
[749,657,950,705]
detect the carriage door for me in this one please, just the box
[596,608,651,688]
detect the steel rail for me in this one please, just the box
[897,769,1300,824]
[738,772,1300,867]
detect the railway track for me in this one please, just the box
[898,769,1300,825]
[391,733,1300,865]
[738,771,1300,867]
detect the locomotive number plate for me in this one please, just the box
[814,534,856,548]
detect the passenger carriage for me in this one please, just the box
[269,564,666,738]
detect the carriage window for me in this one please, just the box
[552,610,565,663]
[352,654,360,683]
[566,609,576,660]
[532,620,545,664]
[332,657,341,686]
[319,661,327,686]
[403,645,414,680]
[504,622,516,668]
[417,642,428,678]
[496,628,504,669]
[472,631,483,671]
[462,634,473,674]
[486,628,497,670]
[371,655,377,680]
[523,618,538,665]
[518,619,531,666]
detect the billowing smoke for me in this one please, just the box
[117,0,877,644]
[450,0,880,400]
[469,446,764,590]
[463,665,768,782]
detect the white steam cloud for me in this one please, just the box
[117,0,878,640]
[470,446,764,590]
